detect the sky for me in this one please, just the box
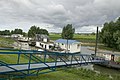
[0,0,120,33]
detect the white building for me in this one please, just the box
[55,39,81,53]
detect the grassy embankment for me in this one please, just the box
[0,37,14,48]
[16,68,120,80]
[49,33,96,43]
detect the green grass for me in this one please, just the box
[74,34,96,43]
[49,33,96,43]
[0,54,29,64]
[0,37,15,48]
[14,68,120,80]
[49,33,61,40]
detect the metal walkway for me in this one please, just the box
[0,48,105,78]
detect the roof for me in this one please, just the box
[55,39,80,44]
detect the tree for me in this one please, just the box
[28,26,37,37]
[11,29,23,34]
[99,17,120,50]
[28,25,49,37]
[61,24,75,39]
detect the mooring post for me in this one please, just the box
[95,26,99,56]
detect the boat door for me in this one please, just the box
[111,54,114,61]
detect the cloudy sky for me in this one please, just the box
[0,0,120,33]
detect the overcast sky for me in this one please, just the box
[0,0,120,33]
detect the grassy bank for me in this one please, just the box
[14,68,120,80]
[0,37,14,48]
[49,33,96,43]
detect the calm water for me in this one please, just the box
[14,42,120,75]
[80,46,120,75]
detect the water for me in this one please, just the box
[13,42,120,75]
[81,46,95,55]
[81,46,120,75]
[94,65,120,75]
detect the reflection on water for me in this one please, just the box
[81,46,95,55]
[94,65,120,75]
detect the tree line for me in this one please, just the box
[99,17,120,50]
[0,24,75,39]
[0,29,25,36]
[0,25,49,37]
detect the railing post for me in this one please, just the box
[17,51,21,64]
[54,53,58,70]
[71,54,73,64]
[28,53,32,74]
[44,50,47,63]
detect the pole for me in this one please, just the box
[67,38,68,53]
[95,26,98,56]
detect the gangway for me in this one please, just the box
[0,48,105,79]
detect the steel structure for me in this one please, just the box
[0,48,105,79]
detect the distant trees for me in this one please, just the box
[0,30,11,35]
[28,25,49,37]
[11,29,23,34]
[91,32,95,35]
[61,24,75,39]
[0,26,49,37]
[99,17,120,50]
[0,28,26,36]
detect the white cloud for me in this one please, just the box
[0,0,120,33]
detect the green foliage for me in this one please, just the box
[28,25,49,37]
[11,29,23,34]
[91,32,95,35]
[61,24,75,39]
[99,17,120,50]
[0,29,26,36]
[0,30,11,35]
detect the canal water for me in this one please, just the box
[13,42,120,75]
